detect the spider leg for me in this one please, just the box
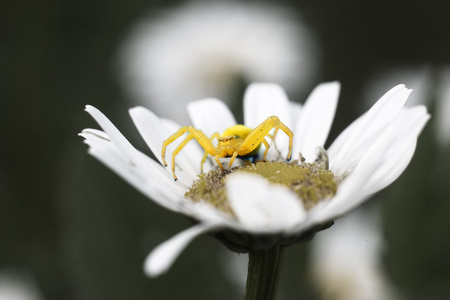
[162,126,216,180]
[237,118,274,156]
[229,138,270,167]
[261,138,270,161]
[272,127,280,141]
[264,116,293,160]
[275,120,293,160]
[201,132,221,173]
[214,155,225,170]
[266,128,283,159]
[170,132,196,181]
[228,151,239,168]
[162,126,191,167]
[238,116,293,161]
[200,151,208,173]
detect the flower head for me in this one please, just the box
[117,1,318,123]
[80,82,429,277]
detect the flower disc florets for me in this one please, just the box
[185,157,337,252]
[186,160,337,215]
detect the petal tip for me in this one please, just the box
[85,104,95,112]
[143,255,166,278]
[317,81,340,89]
[311,81,341,98]
[128,106,149,118]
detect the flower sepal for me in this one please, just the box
[210,220,334,253]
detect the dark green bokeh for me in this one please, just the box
[1,0,450,299]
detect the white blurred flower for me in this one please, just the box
[0,270,43,300]
[362,65,432,108]
[310,209,401,300]
[436,68,450,145]
[220,248,247,289]
[117,1,319,123]
[363,65,450,145]
[80,82,428,277]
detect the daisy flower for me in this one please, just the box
[80,82,429,283]
[117,1,318,123]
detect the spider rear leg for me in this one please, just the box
[268,118,293,160]
[261,138,270,161]
[201,132,221,173]
[280,128,293,160]
[266,128,283,159]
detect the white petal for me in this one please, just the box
[179,199,233,224]
[129,106,198,185]
[128,106,170,166]
[314,106,429,222]
[363,106,430,194]
[293,82,340,162]
[187,98,236,137]
[243,83,293,157]
[227,173,306,233]
[80,129,184,211]
[85,105,140,162]
[329,85,411,175]
[84,107,186,193]
[290,101,302,131]
[244,83,292,128]
[310,162,370,223]
[326,113,363,161]
[83,106,195,202]
[144,222,221,277]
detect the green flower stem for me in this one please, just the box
[244,246,285,300]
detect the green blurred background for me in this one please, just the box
[1,0,450,299]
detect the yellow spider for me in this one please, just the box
[162,116,293,180]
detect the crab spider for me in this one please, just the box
[162,116,293,180]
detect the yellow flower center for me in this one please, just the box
[186,160,337,216]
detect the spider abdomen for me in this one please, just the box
[221,125,262,158]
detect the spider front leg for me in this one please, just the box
[238,116,293,161]
[228,138,270,168]
[162,126,216,180]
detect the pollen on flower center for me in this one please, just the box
[185,160,337,216]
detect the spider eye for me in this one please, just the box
[219,136,235,142]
